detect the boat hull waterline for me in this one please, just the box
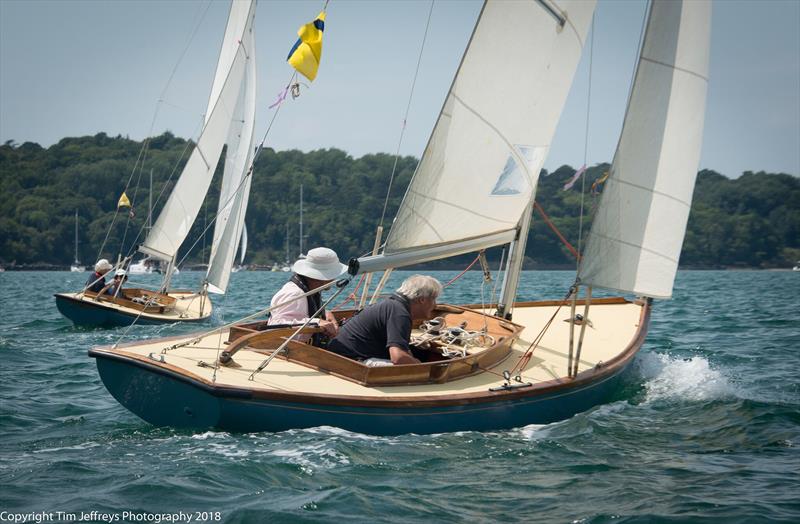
[89,300,649,434]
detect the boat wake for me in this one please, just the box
[637,352,734,403]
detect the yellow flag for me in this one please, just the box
[287,11,326,82]
[117,192,131,208]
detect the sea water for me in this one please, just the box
[1,270,798,523]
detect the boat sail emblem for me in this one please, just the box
[490,145,546,196]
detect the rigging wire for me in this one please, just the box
[96,0,214,262]
[576,11,595,273]
[378,0,435,229]
[171,70,298,273]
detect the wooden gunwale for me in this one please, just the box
[89,299,651,409]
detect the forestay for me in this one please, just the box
[140,0,257,266]
[206,4,257,294]
[356,0,596,274]
[578,0,711,299]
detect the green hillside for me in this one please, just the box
[1,133,798,269]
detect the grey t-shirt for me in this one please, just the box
[327,294,411,360]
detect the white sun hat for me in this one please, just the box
[292,247,347,281]
[115,269,127,277]
[95,259,112,272]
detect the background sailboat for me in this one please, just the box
[56,0,258,327]
[231,226,248,272]
[69,209,84,272]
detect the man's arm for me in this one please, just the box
[389,345,420,365]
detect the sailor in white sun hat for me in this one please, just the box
[267,247,348,340]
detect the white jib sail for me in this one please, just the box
[140,0,256,263]
[240,225,248,264]
[578,0,711,299]
[358,0,596,274]
[206,4,256,295]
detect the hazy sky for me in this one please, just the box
[1,0,798,178]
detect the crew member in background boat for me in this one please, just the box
[85,259,112,293]
[99,269,128,297]
[267,247,347,341]
[328,275,442,366]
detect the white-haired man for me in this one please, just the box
[328,274,442,365]
[85,259,112,293]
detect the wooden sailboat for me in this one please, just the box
[90,0,710,434]
[56,0,258,327]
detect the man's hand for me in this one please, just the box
[318,319,338,337]
[389,345,421,365]
[324,311,339,335]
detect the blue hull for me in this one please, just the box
[93,353,635,435]
[55,293,170,327]
[55,293,209,328]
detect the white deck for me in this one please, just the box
[101,301,644,398]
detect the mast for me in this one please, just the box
[74,209,79,264]
[299,184,304,256]
[496,201,533,319]
[148,169,152,233]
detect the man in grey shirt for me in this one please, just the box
[328,275,442,365]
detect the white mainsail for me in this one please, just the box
[206,4,257,295]
[578,0,711,299]
[140,0,257,266]
[356,0,596,274]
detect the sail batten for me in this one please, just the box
[381,0,596,267]
[578,0,711,299]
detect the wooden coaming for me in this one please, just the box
[221,304,523,387]
[85,288,177,314]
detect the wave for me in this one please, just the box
[637,352,735,403]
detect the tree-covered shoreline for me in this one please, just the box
[1,133,798,270]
